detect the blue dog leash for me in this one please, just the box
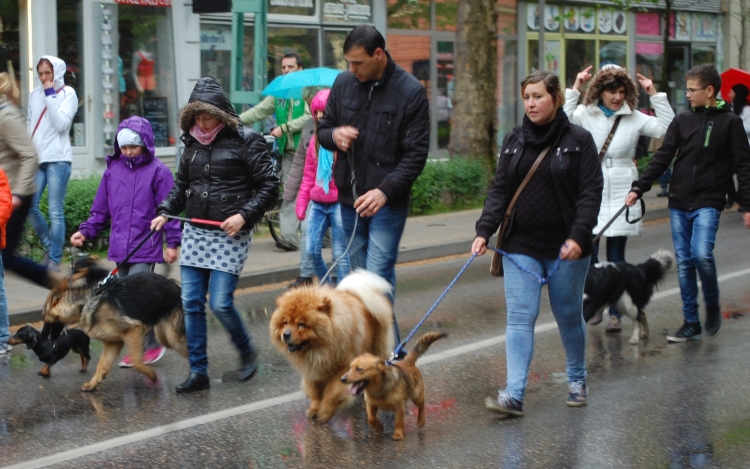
[388,244,566,362]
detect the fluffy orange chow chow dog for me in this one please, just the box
[269,269,395,422]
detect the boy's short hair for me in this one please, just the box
[686,64,722,95]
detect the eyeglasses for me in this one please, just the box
[686,86,708,95]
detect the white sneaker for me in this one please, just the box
[0,343,12,355]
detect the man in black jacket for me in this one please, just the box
[627,65,750,342]
[317,26,429,344]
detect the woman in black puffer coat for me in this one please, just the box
[153,77,279,393]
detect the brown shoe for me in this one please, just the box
[605,316,621,333]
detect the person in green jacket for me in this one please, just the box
[239,53,312,251]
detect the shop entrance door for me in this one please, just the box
[668,45,689,114]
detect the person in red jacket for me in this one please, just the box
[0,167,14,354]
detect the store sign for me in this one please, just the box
[323,0,372,23]
[201,29,232,51]
[268,0,316,16]
[114,0,172,6]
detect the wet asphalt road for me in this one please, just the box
[2,211,750,468]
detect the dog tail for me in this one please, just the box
[404,331,446,365]
[336,269,395,358]
[640,250,675,286]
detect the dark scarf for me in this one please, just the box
[521,106,569,149]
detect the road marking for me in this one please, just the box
[6,266,750,469]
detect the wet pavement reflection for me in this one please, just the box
[2,214,750,468]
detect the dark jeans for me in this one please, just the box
[1,195,49,287]
[591,235,628,319]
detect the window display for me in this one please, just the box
[98,2,178,149]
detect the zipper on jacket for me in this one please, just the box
[704,121,713,147]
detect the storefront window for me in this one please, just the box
[98,3,178,149]
[0,2,20,107]
[436,41,453,149]
[200,21,255,94]
[323,0,373,24]
[600,40,626,68]
[498,38,517,140]
[387,34,430,88]
[691,44,716,67]
[58,0,85,146]
[387,0,430,31]
[268,26,319,82]
[268,0,316,16]
[324,29,350,69]
[565,39,595,89]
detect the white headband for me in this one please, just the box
[117,128,144,148]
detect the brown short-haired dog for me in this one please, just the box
[341,331,446,440]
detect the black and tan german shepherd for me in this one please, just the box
[42,261,188,392]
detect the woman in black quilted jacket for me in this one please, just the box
[153,77,279,393]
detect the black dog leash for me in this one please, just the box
[97,229,158,288]
[592,200,646,244]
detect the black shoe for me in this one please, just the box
[705,304,723,338]
[288,276,313,289]
[176,372,210,393]
[238,350,258,382]
[657,190,669,197]
[667,322,702,343]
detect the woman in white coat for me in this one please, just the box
[26,56,78,272]
[565,64,674,332]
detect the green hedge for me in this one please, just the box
[410,158,491,215]
[18,175,109,260]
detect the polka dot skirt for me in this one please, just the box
[180,223,251,276]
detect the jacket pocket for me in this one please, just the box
[185,187,203,218]
[369,104,399,165]
[341,99,362,125]
[218,193,246,219]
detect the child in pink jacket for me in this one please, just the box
[296,89,350,284]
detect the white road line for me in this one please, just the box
[6,266,750,469]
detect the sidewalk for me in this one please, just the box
[6,190,670,325]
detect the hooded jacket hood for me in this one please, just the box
[38,55,67,90]
[584,65,638,110]
[178,77,241,135]
[108,116,156,169]
[310,89,331,115]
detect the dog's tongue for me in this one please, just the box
[348,382,362,395]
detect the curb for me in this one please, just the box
[8,206,671,326]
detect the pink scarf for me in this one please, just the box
[190,122,226,145]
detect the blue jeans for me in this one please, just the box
[298,213,314,278]
[502,253,590,403]
[0,252,8,346]
[341,203,408,342]
[591,236,628,319]
[28,162,72,264]
[181,266,254,375]
[306,202,350,284]
[669,208,721,325]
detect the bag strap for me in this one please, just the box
[504,145,552,219]
[31,87,65,140]
[598,115,623,162]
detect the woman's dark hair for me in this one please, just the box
[732,84,749,116]
[36,58,53,72]
[520,70,564,109]
[601,76,627,92]
[343,25,386,56]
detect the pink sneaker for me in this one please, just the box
[118,346,166,368]
[143,346,167,365]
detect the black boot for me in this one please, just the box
[238,350,258,382]
[705,304,722,338]
[176,372,210,393]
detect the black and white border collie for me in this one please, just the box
[583,250,675,345]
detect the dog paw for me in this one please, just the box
[81,382,98,392]
[392,431,404,441]
[628,337,639,345]
[79,369,87,373]
[38,372,51,378]
[369,420,384,432]
[306,408,318,419]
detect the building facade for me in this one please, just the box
[0,0,737,174]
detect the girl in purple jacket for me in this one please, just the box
[70,116,181,366]
[296,89,350,284]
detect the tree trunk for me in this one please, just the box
[740,0,748,69]
[449,0,498,165]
